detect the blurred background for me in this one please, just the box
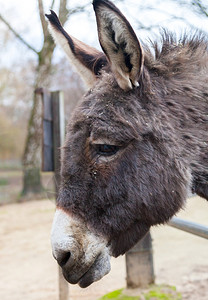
[0,0,208,203]
[0,1,208,300]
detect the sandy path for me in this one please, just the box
[0,196,207,300]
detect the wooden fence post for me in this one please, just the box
[51,91,69,300]
[41,89,69,300]
[125,232,154,288]
[41,89,54,172]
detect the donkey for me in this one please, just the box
[46,0,208,288]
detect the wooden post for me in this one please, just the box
[41,89,69,300]
[51,91,69,300]
[125,232,154,288]
[41,89,54,172]
[51,91,65,189]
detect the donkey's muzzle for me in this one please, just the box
[55,250,71,268]
[51,208,111,287]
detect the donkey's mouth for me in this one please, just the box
[62,251,111,288]
[79,252,111,288]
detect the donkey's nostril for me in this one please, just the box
[56,251,71,267]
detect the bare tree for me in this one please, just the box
[0,0,92,197]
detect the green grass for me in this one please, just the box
[99,289,123,299]
[144,285,182,300]
[99,289,140,300]
[98,285,182,300]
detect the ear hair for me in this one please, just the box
[93,0,144,91]
[45,10,108,88]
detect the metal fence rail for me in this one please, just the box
[168,217,208,239]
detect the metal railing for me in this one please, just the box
[168,217,208,239]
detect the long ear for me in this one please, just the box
[93,0,144,91]
[45,10,108,88]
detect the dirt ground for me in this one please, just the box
[0,195,208,300]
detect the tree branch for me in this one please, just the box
[0,13,38,54]
[38,0,47,39]
[50,0,55,10]
[68,4,90,16]
[58,1,91,25]
[191,0,208,17]
[59,0,69,25]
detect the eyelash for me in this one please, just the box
[93,144,120,156]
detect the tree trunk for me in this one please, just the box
[1,0,87,198]
[21,1,71,198]
[21,91,43,196]
[22,167,42,195]
[22,45,54,197]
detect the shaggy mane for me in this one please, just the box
[144,31,208,77]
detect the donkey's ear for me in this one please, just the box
[45,10,108,88]
[93,0,144,91]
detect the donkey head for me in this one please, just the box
[46,0,191,288]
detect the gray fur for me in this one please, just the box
[48,2,208,257]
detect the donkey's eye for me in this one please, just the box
[95,144,120,156]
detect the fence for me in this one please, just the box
[40,89,208,300]
[168,217,208,239]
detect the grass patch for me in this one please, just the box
[144,285,182,300]
[98,285,182,300]
[99,289,140,300]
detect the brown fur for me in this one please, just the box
[47,1,208,257]
[59,33,208,254]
